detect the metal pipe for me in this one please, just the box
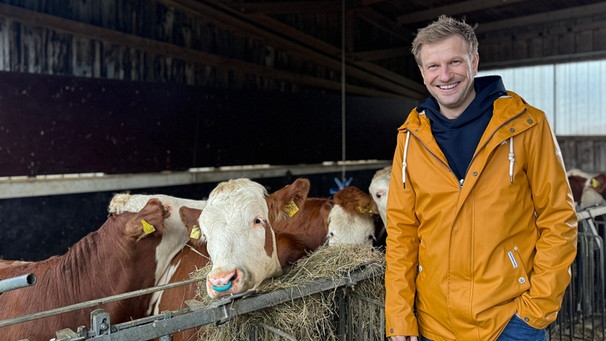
[0,273,37,294]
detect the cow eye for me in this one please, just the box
[254,217,263,225]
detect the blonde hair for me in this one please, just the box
[411,15,478,66]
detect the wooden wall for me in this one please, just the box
[559,136,606,174]
[0,0,423,99]
[477,4,606,70]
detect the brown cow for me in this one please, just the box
[0,199,193,341]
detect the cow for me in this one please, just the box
[327,185,378,245]
[108,178,376,341]
[0,199,193,341]
[104,179,311,312]
[587,172,606,202]
[368,166,391,246]
[105,193,208,314]
[200,178,378,300]
[368,166,391,225]
[566,168,605,208]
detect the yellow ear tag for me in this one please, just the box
[190,225,201,239]
[284,200,299,217]
[141,219,156,234]
[358,205,374,214]
[592,178,600,188]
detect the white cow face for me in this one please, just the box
[326,186,377,246]
[368,166,391,226]
[326,205,376,246]
[199,178,282,299]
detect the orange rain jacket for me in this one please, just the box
[384,91,578,341]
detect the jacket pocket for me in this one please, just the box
[505,247,531,293]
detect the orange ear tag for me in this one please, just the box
[141,219,156,234]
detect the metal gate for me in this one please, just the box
[549,205,606,341]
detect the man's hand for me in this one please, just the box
[390,336,419,341]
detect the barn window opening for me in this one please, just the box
[478,58,606,136]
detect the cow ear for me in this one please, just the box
[179,206,203,242]
[289,178,311,211]
[268,178,311,222]
[124,199,167,239]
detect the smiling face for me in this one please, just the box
[418,35,479,119]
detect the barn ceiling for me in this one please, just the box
[2,0,606,100]
[193,0,606,99]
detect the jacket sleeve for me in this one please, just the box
[384,129,421,337]
[515,110,578,329]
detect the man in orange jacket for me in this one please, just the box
[384,15,578,341]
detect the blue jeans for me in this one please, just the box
[420,315,546,341]
[497,315,546,341]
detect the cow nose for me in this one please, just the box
[208,270,237,291]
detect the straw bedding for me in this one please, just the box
[190,244,386,340]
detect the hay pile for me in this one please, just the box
[191,244,386,340]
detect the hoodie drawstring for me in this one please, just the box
[402,131,411,188]
[508,137,515,183]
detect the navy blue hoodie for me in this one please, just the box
[416,75,507,180]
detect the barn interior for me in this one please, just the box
[0,0,605,262]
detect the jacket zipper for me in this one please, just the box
[407,130,456,181]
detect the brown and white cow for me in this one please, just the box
[200,178,377,300]
[327,185,378,245]
[107,193,207,316]
[566,168,605,208]
[105,180,310,315]
[0,199,191,341]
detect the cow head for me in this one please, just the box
[326,186,377,246]
[368,166,391,226]
[199,178,283,299]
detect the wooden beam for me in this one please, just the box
[355,7,413,42]
[396,0,526,25]
[222,1,343,14]
[163,0,425,98]
[352,47,409,61]
[476,2,606,33]
[360,0,386,5]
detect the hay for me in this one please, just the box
[191,244,386,341]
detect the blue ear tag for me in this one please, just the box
[212,281,232,292]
